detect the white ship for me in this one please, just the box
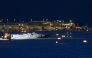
[0,32,51,40]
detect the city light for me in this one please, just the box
[86,30,89,31]
[56,34,59,36]
[57,37,61,40]
[56,41,58,44]
[14,19,16,22]
[83,40,87,43]
[61,35,65,37]
[0,19,90,34]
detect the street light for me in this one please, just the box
[46,19,48,21]
[14,19,16,22]
[62,20,64,23]
[31,19,32,22]
[22,21,24,22]
[20,20,21,22]
[7,19,8,23]
[42,19,44,22]
[69,20,73,23]
[1,19,3,22]
[57,20,59,22]
[54,21,55,22]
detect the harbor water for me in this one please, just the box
[0,31,92,58]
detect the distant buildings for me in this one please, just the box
[0,19,88,31]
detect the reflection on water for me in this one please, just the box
[0,31,92,58]
[0,39,92,58]
[83,40,87,43]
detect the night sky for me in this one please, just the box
[0,0,92,27]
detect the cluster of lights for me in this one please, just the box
[21,30,27,32]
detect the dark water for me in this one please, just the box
[0,31,92,58]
